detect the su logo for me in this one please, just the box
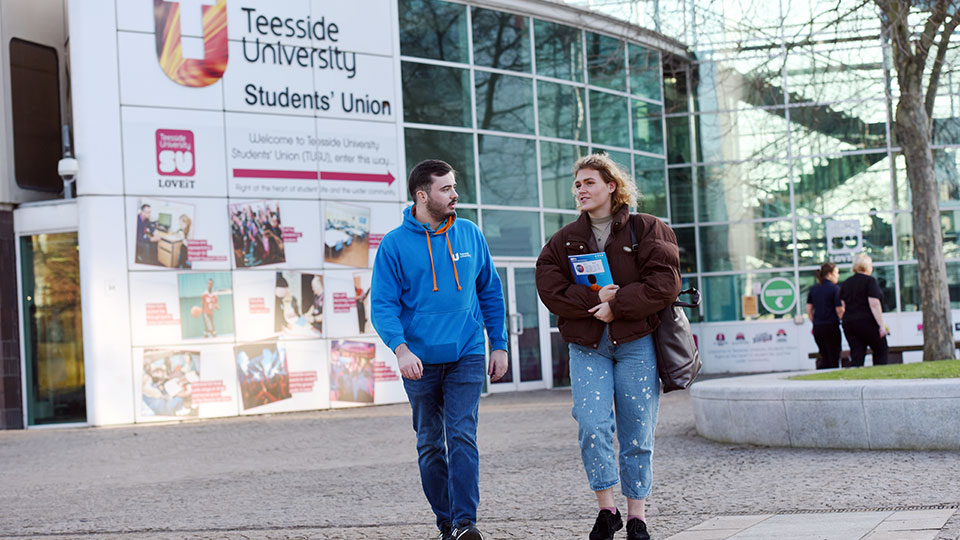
[154,0,229,87]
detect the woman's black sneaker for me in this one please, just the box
[626,517,650,540]
[589,509,624,540]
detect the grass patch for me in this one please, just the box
[790,359,960,380]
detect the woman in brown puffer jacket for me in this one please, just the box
[535,153,680,540]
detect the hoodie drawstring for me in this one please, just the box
[424,229,439,292]
[445,233,462,291]
[422,216,462,292]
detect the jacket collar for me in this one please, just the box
[571,205,631,240]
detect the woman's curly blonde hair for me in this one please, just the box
[571,153,638,212]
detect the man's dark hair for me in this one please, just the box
[408,159,455,200]
[140,203,151,211]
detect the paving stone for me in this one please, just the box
[873,509,957,532]
[887,509,957,524]
[861,531,939,540]
[687,515,773,531]
[725,511,889,540]
[666,530,738,540]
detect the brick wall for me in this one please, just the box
[0,210,23,429]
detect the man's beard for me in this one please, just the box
[426,197,455,223]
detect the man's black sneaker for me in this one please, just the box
[450,524,484,540]
[626,518,650,540]
[589,509,624,540]
[436,525,453,540]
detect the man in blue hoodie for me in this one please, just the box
[372,159,508,540]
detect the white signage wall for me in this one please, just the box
[71,0,407,425]
[697,321,805,374]
[695,309,960,373]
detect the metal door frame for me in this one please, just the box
[488,261,552,392]
[14,200,87,428]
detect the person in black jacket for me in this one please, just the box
[806,262,844,369]
[840,254,889,366]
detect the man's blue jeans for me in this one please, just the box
[402,354,485,530]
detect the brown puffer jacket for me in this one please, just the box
[535,205,682,349]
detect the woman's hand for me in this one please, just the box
[588,302,614,323]
[598,284,619,303]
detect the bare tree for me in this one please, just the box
[877,0,958,360]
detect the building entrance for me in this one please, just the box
[19,231,86,425]
[488,263,552,392]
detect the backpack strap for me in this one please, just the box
[629,213,700,309]
[627,213,640,254]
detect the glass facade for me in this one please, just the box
[402,0,960,338]
[561,0,960,322]
[400,0,667,255]
[400,0,674,386]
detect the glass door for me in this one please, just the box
[489,264,551,392]
[20,232,86,425]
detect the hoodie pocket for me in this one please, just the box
[405,308,479,364]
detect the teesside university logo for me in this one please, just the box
[154,0,229,87]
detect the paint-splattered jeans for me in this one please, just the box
[569,327,660,500]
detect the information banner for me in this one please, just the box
[323,201,399,269]
[134,345,240,422]
[233,270,325,341]
[235,339,330,415]
[328,340,405,407]
[128,196,231,271]
[227,199,323,269]
[129,271,236,346]
[121,107,228,197]
[226,113,320,198]
[700,321,803,373]
[107,0,406,421]
[324,270,374,337]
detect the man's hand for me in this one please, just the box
[589,302,614,323]
[395,344,423,380]
[598,284,619,303]
[488,349,508,382]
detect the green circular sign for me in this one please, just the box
[760,278,796,314]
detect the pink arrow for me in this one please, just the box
[320,170,395,185]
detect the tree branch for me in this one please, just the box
[917,0,949,65]
[877,0,916,79]
[925,13,960,118]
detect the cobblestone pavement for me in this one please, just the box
[1,389,958,540]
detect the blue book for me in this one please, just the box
[568,252,614,290]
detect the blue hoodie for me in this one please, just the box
[371,206,508,364]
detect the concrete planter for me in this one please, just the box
[690,372,960,450]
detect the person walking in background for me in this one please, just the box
[806,262,844,369]
[371,159,508,540]
[535,153,681,540]
[840,253,889,366]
